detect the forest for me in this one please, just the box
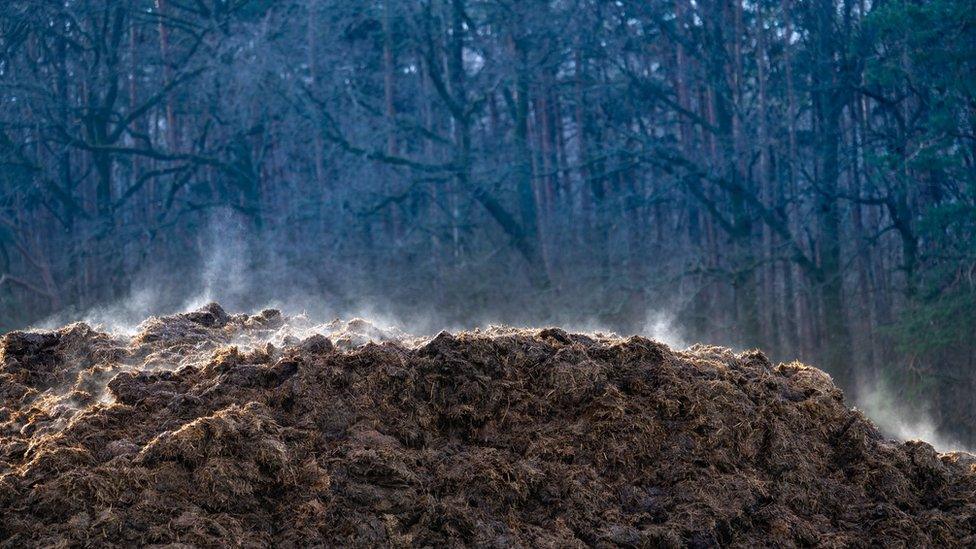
[0,0,974,444]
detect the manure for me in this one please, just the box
[1,304,974,547]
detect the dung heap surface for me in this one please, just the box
[1,304,974,547]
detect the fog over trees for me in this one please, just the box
[1,1,974,442]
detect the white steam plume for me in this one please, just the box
[857,380,971,453]
[640,310,688,349]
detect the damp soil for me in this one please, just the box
[1,303,974,547]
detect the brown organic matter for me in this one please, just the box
[1,304,974,547]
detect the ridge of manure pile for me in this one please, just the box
[1,303,974,547]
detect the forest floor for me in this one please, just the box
[1,303,974,547]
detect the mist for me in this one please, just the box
[30,213,967,455]
[858,381,972,454]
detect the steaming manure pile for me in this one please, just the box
[1,304,974,547]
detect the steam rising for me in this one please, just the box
[857,381,972,453]
[641,311,688,350]
[24,211,970,455]
[190,212,251,311]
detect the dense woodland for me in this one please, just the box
[1,1,974,442]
